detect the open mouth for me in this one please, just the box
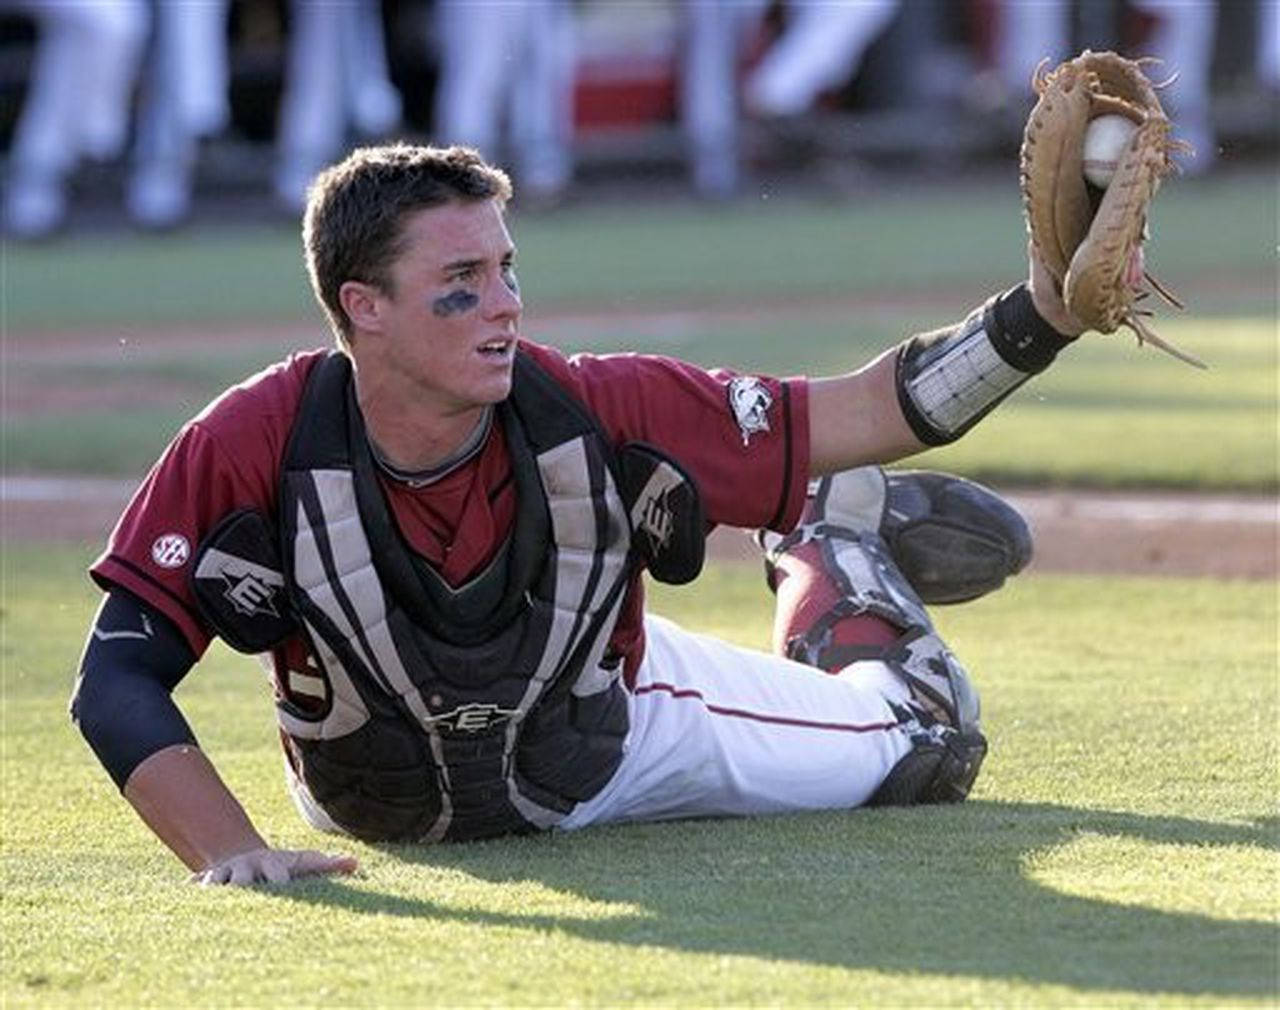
[477,338,514,358]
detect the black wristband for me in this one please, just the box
[989,283,1074,374]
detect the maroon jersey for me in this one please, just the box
[91,338,810,684]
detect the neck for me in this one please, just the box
[355,373,489,472]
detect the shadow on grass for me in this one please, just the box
[274,801,1278,997]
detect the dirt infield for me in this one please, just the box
[4,476,1274,580]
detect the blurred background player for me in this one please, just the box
[1,0,147,237]
[4,0,1277,236]
[432,0,574,205]
[274,0,403,213]
[743,0,900,119]
[127,0,232,228]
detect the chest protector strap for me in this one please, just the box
[273,352,647,842]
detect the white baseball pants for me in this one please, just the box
[561,614,914,829]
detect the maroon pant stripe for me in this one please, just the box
[632,681,897,734]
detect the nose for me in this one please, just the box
[484,270,522,322]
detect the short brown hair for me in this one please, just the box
[302,144,513,351]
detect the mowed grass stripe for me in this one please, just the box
[4,170,1275,334]
[6,315,1274,487]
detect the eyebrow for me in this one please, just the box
[441,249,516,274]
[442,257,485,275]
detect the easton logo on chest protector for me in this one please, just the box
[635,486,675,554]
[618,443,705,586]
[425,703,519,734]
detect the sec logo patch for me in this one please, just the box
[151,533,191,569]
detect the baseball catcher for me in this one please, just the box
[71,133,1108,885]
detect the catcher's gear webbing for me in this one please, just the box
[895,283,1072,446]
[72,589,198,788]
[1021,49,1201,367]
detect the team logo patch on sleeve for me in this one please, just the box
[151,533,191,569]
[727,376,773,446]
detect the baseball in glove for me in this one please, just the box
[1020,50,1203,368]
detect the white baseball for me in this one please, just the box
[1082,114,1138,189]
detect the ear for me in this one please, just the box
[338,280,385,334]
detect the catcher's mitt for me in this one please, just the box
[1020,50,1202,367]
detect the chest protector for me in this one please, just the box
[262,351,690,843]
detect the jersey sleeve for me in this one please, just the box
[89,353,319,656]
[521,341,810,532]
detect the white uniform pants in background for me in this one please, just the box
[2,0,147,236]
[128,0,231,227]
[743,0,899,117]
[275,0,403,212]
[433,0,575,199]
[562,614,913,829]
[680,0,746,198]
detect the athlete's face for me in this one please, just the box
[365,199,521,413]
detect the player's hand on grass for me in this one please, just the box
[191,846,358,886]
[1028,242,1087,338]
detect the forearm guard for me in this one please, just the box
[895,283,1073,445]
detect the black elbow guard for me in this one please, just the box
[70,589,199,789]
[895,283,1074,445]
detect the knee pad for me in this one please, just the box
[881,470,1033,604]
[882,627,981,734]
[764,467,1032,606]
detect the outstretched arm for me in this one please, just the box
[72,590,357,885]
[124,744,357,885]
[808,246,1084,474]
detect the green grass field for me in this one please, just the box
[2,547,1276,1007]
[5,168,1276,488]
[4,169,1275,332]
[7,313,1276,487]
[2,170,1277,1006]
